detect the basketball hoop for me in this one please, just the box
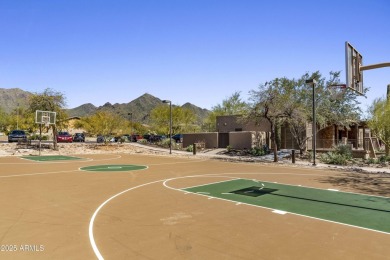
[328,84,347,101]
[42,117,50,129]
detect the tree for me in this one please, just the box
[150,105,197,135]
[28,88,68,150]
[7,106,35,133]
[76,111,126,143]
[204,91,249,131]
[249,78,293,162]
[0,107,10,133]
[368,97,390,156]
[279,71,363,154]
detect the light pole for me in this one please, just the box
[162,100,172,154]
[17,103,19,130]
[306,79,317,166]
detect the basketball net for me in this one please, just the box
[42,117,50,129]
[328,84,347,101]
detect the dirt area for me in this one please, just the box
[0,142,164,156]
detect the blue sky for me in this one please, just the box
[0,0,389,113]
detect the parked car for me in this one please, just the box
[151,135,166,142]
[73,133,85,142]
[8,130,27,143]
[57,131,73,143]
[97,135,105,143]
[110,136,120,142]
[172,134,183,143]
[131,134,143,142]
[142,134,166,143]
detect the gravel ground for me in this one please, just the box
[2,141,390,175]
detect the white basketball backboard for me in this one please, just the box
[35,110,56,125]
[345,42,364,95]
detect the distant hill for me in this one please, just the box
[67,93,211,124]
[0,88,32,113]
[66,103,97,117]
[0,89,211,124]
[182,102,210,121]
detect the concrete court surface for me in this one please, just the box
[0,153,389,259]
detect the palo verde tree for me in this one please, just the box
[204,91,249,131]
[76,111,126,143]
[8,106,35,133]
[249,78,294,162]
[150,105,197,135]
[28,88,68,150]
[368,97,390,156]
[0,107,10,133]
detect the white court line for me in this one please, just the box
[0,154,122,164]
[0,169,80,178]
[273,210,287,215]
[89,179,165,260]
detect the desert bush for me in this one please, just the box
[334,144,352,160]
[186,144,194,152]
[138,139,148,144]
[159,138,180,149]
[250,147,266,156]
[366,157,378,164]
[320,152,349,165]
[378,155,390,163]
[320,144,353,165]
[29,134,48,140]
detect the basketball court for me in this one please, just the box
[0,152,389,259]
[1,42,388,259]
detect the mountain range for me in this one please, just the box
[0,88,210,124]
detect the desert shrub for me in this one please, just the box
[160,138,171,148]
[29,134,48,140]
[319,144,353,165]
[378,155,390,163]
[320,152,349,165]
[186,144,194,152]
[226,145,232,152]
[138,139,148,144]
[250,147,266,156]
[159,138,180,149]
[334,144,352,160]
[366,157,378,164]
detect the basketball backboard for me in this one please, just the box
[35,110,56,125]
[345,42,364,95]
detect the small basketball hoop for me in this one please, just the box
[328,84,347,101]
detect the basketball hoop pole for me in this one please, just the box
[360,62,390,71]
[39,123,42,156]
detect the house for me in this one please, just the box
[212,115,375,158]
[182,115,271,149]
